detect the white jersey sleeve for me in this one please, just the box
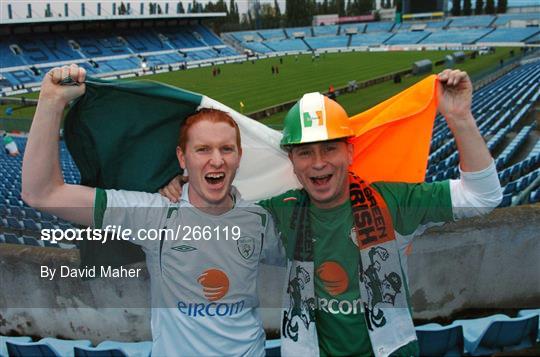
[94,188,171,249]
[449,159,503,220]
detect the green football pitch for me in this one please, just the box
[1,47,516,130]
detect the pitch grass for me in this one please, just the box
[1,47,515,128]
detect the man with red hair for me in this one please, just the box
[22,64,284,356]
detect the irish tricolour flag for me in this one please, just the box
[65,75,438,200]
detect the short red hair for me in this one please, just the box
[178,108,241,152]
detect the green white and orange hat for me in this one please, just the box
[281,92,354,147]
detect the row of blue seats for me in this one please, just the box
[428,62,540,179]
[1,215,73,232]
[0,233,63,248]
[2,46,240,87]
[416,310,539,356]
[0,338,151,357]
[1,310,538,356]
[241,27,538,53]
[1,25,226,69]
[229,13,539,43]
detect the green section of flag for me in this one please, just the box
[65,77,203,193]
[64,77,204,270]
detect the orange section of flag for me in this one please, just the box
[348,75,439,184]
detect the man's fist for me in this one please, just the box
[437,69,474,128]
[40,64,86,107]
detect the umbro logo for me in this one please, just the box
[171,245,197,252]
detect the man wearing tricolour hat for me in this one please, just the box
[257,69,503,356]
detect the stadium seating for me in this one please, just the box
[426,20,451,29]
[313,25,339,37]
[426,60,540,189]
[257,29,287,40]
[384,31,430,45]
[6,337,92,357]
[518,309,540,341]
[0,336,32,357]
[416,323,464,356]
[340,23,366,34]
[265,339,281,356]
[1,25,240,87]
[494,13,540,26]
[285,27,313,37]
[452,314,539,355]
[305,36,348,49]
[242,41,274,54]
[0,337,284,357]
[74,341,152,357]
[264,39,309,52]
[365,21,394,33]
[350,32,394,46]
[419,28,493,44]
[230,31,264,42]
[480,28,540,43]
[448,15,496,28]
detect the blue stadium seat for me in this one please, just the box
[416,323,464,356]
[265,339,280,356]
[41,211,56,222]
[3,233,20,245]
[0,336,32,357]
[7,197,21,206]
[23,207,40,220]
[41,221,57,230]
[9,205,24,219]
[452,314,539,355]
[74,341,151,357]
[530,189,540,204]
[23,218,41,231]
[7,338,92,357]
[498,194,512,208]
[6,216,23,230]
[518,309,540,342]
[22,236,40,247]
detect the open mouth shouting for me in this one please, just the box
[310,174,333,186]
[205,172,226,186]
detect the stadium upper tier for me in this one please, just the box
[1,61,539,248]
[226,14,539,54]
[448,15,496,28]
[0,24,240,87]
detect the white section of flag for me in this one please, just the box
[199,96,301,201]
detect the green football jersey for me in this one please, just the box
[260,180,453,356]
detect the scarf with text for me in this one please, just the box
[280,173,416,357]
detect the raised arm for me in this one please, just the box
[21,64,95,226]
[437,69,502,216]
[437,69,492,172]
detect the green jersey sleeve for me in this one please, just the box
[258,189,305,248]
[372,180,454,236]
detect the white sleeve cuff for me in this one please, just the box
[449,159,503,220]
